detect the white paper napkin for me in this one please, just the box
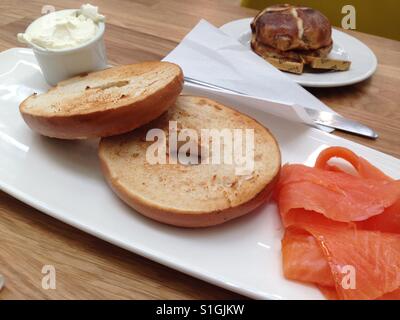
[164,20,334,131]
[182,85,314,126]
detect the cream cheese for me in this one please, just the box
[17,4,105,50]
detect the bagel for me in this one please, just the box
[20,62,183,139]
[99,96,281,227]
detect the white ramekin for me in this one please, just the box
[25,9,107,86]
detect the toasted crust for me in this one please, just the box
[99,96,281,227]
[19,62,183,139]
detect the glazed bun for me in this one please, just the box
[251,4,332,52]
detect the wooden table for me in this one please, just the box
[0,0,399,299]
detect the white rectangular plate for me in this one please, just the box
[1,48,399,300]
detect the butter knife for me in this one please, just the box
[184,77,378,139]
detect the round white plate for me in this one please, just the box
[220,18,377,87]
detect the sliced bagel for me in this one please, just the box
[19,62,183,139]
[99,96,281,227]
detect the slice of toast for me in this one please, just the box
[20,62,183,139]
[99,96,281,227]
[306,56,351,71]
[265,57,304,74]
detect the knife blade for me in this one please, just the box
[184,77,378,139]
[304,108,378,139]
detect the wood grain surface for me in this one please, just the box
[0,0,399,299]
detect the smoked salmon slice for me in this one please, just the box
[277,164,400,225]
[315,146,394,181]
[276,146,400,300]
